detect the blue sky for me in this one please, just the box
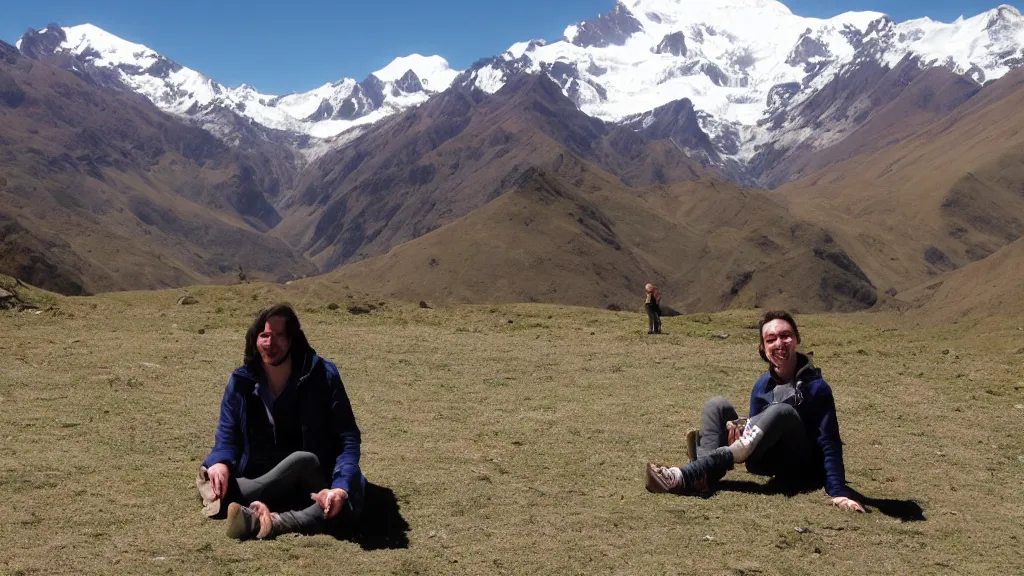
[3,0,1019,94]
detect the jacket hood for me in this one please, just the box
[767,352,821,385]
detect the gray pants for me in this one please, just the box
[227,451,360,535]
[698,396,813,482]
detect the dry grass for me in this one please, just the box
[1,283,1022,575]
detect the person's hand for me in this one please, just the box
[311,488,348,519]
[726,421,741,445]
[207,463,231,499]
[831,496,865,512]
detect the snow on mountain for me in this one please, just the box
[16,2,1024,177]
[461,0,1024,165]
[372,54,461,89]
[883,5,1024,82]
[17,23,459,144]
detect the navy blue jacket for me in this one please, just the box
[202,351,363,494]
[748,354,853,498]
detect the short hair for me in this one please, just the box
[757,310,800,362]
[243,303,312,373]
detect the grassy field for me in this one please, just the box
[1,282,1022,575]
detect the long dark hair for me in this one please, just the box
[757,310,800,363]
[243,303,312,373]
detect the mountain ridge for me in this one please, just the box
[16,1,1024,183]
[4,2,1024,321]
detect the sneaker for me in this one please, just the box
[685,429,700,463]
[645,463,682,493]
[645,462,713,496]
[225,502,281,540]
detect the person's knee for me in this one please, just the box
[298,451,321,469]
[703,396,732,416]
[285,451,321,473]
[762,403,801,427]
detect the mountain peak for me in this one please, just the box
[16,24,66,59]
[986,4,1024,30]
[61,23,158,66]
[630,0,795,21]
[371,54,459,92]
[564,1,643,48]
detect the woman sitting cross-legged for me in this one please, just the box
[196,303,367,540]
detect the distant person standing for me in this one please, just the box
[644,283,662,335]
[196,303,366,540]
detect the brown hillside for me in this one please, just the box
[0,42,315,293]
[317,156,877,313]
[777,67,1024,298]
[901,236,1024,321]
[276,74,709,271]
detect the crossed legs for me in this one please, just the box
[647,397,812,494]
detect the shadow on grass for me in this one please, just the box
[714,480,925,522]
[339,482,411,550]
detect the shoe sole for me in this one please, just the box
[225,502,249,540]
[644,463,676,493]
[686,429,699,462]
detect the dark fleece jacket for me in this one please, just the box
[748,353,853,498]
[202,351,363,494]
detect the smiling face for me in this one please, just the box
[256,316,291,368]
[760,318,798,375]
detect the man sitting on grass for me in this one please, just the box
[645,310,864,512]
[197,303,366,539]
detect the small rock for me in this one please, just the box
[326,303,339,311]
[507,319,514,324]
[197,328,206,335]
[941,349,950,355]
[1015,405,1023,410]
[177,295,198,306]
[714,333,730,339]
[68,338,81,344]
[795,527,810,534]
[141,362,161,368]
[702,535,714,542]
[813,547,822,554]
[419,300,431,309]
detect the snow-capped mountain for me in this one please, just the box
[462,0,1024,175]
[16,24,459,142]
[16,1,1024,182]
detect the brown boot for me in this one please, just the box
[644,462,683,493]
